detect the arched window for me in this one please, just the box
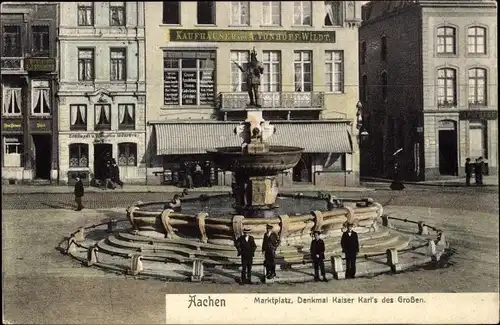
[467,26,486,54]
[381,36,387,61]
[437,68,457,107]
[118,142,137,166]
[69,143,88,167]
[381,72,388,101]
[360,41,367,65]
[468,68,487,106]
[436,26,456,54]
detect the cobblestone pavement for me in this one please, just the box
[2,187,499,324]
[2,186,498,214]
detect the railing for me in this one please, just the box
[1,57,24,70]
[219,91,325,111]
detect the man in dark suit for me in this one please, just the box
[465,158,473,186]
[310,230,328,282]
[341,222,360,278]
[236,227,257,284]
[262,224,280,279]
[74,175,84,211]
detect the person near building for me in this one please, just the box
[203,161,212,187]
[262,224,280,280]
[310,230,328,282]
[164,194,182,212]
[74,175,84,211]
[341,222,360,279]
[111,159,124,189]
[465,158,473,186]
[184,162,194,189]
[236,227,257,284]
[103,160,115,190]
[474,157,485,185]
[194,162,203,187]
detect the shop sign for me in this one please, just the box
[169,29,336,43]
[30,119,52,131]
[2,120,23,132]
[24,58,56,72]
[69,132,140,139]
[459,110,497,120]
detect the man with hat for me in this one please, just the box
[74,175,85,211]
[310,230,328,282]
[236,227,257,284]
[262,224,280,279]
[341,222,360,278]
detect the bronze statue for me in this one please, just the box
[233,47,264,107]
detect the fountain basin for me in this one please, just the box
[208,146,304,174]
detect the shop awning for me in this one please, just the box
[154,122,353,155]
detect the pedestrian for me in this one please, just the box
[474,158,482,185]
[341,222,359,279]
[477,157,485,185]
[194,162,203,187]
[111,159,124,189]
[465,158,472,186]
[184,162,194,189]
[103,160,115,190]
[262,224,280,279]
[236,227,257,284]
[310,230,328,282]
[74,175,84,211]
[203,161,212,187]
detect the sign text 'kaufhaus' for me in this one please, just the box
[169,29,336,43]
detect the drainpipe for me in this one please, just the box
[138,1,148,185]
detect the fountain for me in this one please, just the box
[61,52,448,282]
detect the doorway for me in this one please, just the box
[293,154,312,183]
[32,134,52,179]
[94,143,112,181]
[438,120,458,176]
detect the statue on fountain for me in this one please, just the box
[233,47,264,108]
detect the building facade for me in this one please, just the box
[145,1,363,187]
[57,2,146,185]
[1,2,59,184]
[359,0,498,181]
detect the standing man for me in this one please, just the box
[477,157,485,185]
[203,161,212,187]
[465,158,473,186]
[236,227,257,284]
[310,230,328,282]
[474,158,482,185]
[262,224,280,280]
[111,159,124,189]
[341,222,360,279]
[74,175,84,211]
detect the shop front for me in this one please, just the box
[150,121,355,187]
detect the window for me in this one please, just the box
[325,51,344,93]
[162,1,180,24]
[231,1,249,25]
[31,80,51,115]
[262,51,280,92]
[294,51,312,92]
[2,25,22,57]
[2,88,22,116]
[78,48,94,81]
[78,4,94,26]
[110,2,126,26]
[118,143,137,166]
[197,1,215,25]
[468,27,486,54]
[468,68,487,106]
[361,75,368,102]
[437,27,456,54]
[70,105,87,130]
[262,1,280,25]
[163,51,216,106]
[3,136,23,167]
[118,104,135,129]
[69,143,89,167]
[437,68,457,107]
[110,48,126,81]
[325,1,342,26]
[31,26,49,56]
[294,1,312,26]
[95,104,111,130]
[381,72,388,101]
[360,41,366,65]
[230,51,249,92]
[381,36,387,61]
